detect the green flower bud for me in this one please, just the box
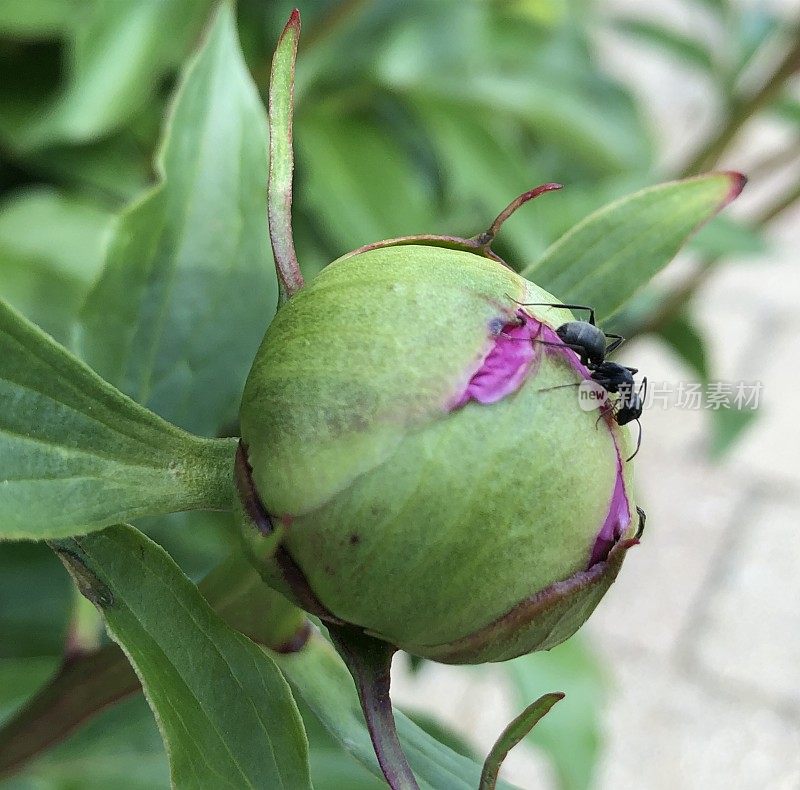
[237,242,639,663]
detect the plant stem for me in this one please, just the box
[756,178,800,224]
[680,30,800,176]
[478,693,564,790]
[0,646,141,780]
[745,136,800,180]
[64,586,102,661]
[188,436,238,512]
[327,625,419,790]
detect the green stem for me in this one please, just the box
[479,693,564,790]
[64,586,102,660]
[756,178,800,225]
[680,31,800,176]
[744,136,800,181]
[0,646,140,780]
[186,436,238,512]
[327,625,419,790]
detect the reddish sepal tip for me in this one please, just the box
[722,171,747,204]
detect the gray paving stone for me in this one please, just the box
[691,497,800,710]
[595,649,800,790]
[587,452,750,658]
[391,659,553,788]
[721,322,800,488]
[390,5,800,782]
[614,336,709,460]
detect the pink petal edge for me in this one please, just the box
[451,308,632,567]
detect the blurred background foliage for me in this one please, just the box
[0,0,798,788]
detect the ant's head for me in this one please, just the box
[615,395,642,426]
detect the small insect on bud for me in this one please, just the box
[236,186,642,665]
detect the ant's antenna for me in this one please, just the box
[634,506,646,540]
[626,418,643,462]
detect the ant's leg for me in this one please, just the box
[535,339,587,355]
[590,372,614,391]
[634,505,646,540]
[623,366,639,375]
[498,336,573,346]
[506,297,596,326]
[531,382,582,394]
[595,400,615,428]
[498,336,589,365]
[626,418,643,462]
[638,376,648,399]
[604,333,625,355]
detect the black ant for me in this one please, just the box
[516,302,624,367]
[593,363,647,461]
[509,300,646,460]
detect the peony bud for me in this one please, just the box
[236,240,639,664]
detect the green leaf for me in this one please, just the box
[139,510,237,583]
[51,525,312,790]
[733,8,781,79]
[691,0,727,11]
[79,1,277,436]
[611,19,715,72]
[5,696,170,789]
[772,95,800,125]
[0,0,71,36]
[273,631,519,790]
[479,692,563,790]
[0,188,114,345]
[0,542,71,658]
[412,100,551,259]
[195,548,309,650]
[507,638,605,790]
[657,312,709,383]
[0,1,213,151]
[689,215,767,258]
[710,407,758,459]
[0,548,307,778]
[521,173,745,321]
[376,11,650,175]
[415,72,649,173]
[307,749,386,790]
[0,658,60,726]
[19,134,152,204]
[299,701,386,790]
[0,556,507,787]
[0,298,235,540]
[0,645,143,780]
[297,114,435,253]
[406,711,476,761]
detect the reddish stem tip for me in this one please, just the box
[481,183,564,245]
[521,182,564,200]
